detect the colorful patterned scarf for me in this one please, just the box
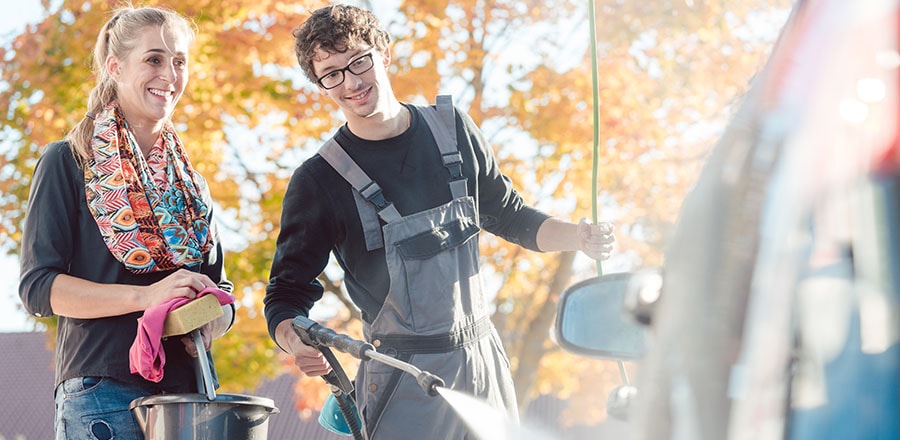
[84,103,214,274]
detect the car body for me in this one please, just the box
[555,0,900,438]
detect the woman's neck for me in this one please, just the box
[129,123,163,157]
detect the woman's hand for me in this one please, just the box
[180,301,234,357]
[145,269,217,309]
[181,325,214,358]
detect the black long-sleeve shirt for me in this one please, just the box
[18,141,232,391]
[264,103,550,337]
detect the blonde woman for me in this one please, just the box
[18,6,233,438]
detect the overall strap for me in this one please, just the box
[418,95,469,199]
[319,138,401,250]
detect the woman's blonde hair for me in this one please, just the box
[66,5,195,164]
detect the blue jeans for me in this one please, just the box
[54,377,149,440]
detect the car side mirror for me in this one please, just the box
[554,272,648,360]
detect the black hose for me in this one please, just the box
[334,391,365,440]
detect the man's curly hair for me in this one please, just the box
[293,4,391,84]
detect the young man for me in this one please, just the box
[265,4,616,439]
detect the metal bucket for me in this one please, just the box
[130,393,279,440]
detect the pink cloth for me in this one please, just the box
[129,287,235,382]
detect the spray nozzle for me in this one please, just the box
[416,370,446,396]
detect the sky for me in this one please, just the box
[1,0,45,332]
[0,1,44,39]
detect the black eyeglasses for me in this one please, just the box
[316,53,375,90]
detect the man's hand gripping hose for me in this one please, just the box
[291,316,446,397]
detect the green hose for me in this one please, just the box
[588,0,603,276]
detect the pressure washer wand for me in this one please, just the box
[292,316,446,396]
[363,350,445,397]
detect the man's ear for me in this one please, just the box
[381,46,391,66]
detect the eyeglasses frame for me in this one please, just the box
[316,52,376,90]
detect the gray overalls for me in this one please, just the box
[318,96,518,439]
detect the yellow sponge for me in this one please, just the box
[162,294,223,338]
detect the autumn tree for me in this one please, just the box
[0,0,325,393]
[0,0,790,429]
